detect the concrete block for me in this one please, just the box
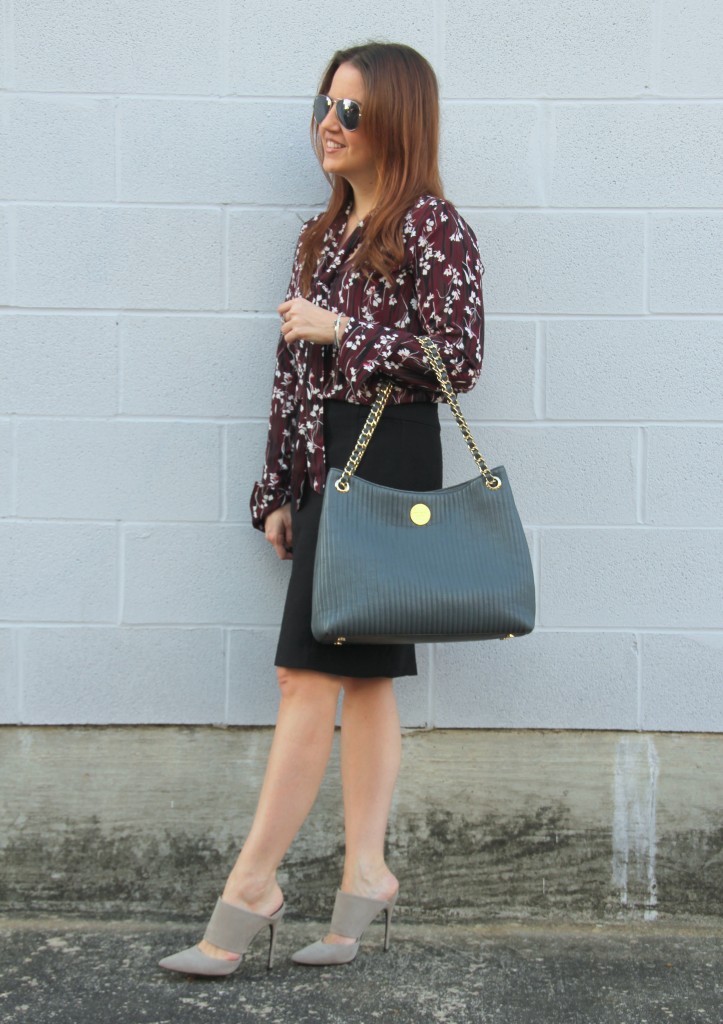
[16,419,221,521]
[227,628,283,725]
[14,206,222,310]
[122,523,289,625]
[0,208,9,304]
[0,419,10,516]
[462,211,645,314]
[441,422,638,525]
[0,315,117,416]
[444,0,650,97]
[226,422,272,524]
[120,315,278,419]
[436,320,536,423]
[549,103,723,208]
[0,96,114,201]
[646,427,723,526]
[119,99,327,205]
[0,630,17,723]
[650,215,723,313]
[658,0,723,94]
[546,319,723,421]
[441,104,543,206]
[13,0,220,93]
[541,529,723,628]
[228,3,436,95]
[432,631,638,729]
[0,523,117,622]
[19,627,227,725]
[641,633,723,732]
[228,208,315,312]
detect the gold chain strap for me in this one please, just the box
[416,336,502,490]
[334,338,502,493]
[334,379,394,493]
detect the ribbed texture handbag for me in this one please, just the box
[311,337,536,645]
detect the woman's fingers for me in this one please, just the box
[265,507,293,560]
[277,297,335,345]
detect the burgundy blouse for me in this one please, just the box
[250,192,485,530]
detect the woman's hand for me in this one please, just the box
[278,298,350,346]
[264,504,293,560]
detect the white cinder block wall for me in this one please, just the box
[0,1,721,730]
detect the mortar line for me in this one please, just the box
[433,0,446,91]
[536,319,546,420]
[219,0,231,96]
[7,199,723,214]
[113,95,121,202]
[3,0,14,90]
[650,0,662,96]
[5,89,723,102]
[536,99,548,206]
[117,521,125,625]
[636,631,644,731]
[222,204,229,310]
[223,626,230,724]
[219,423,227,521]
[3,308,723,321]
[637,425,647,525]
[15,626,23,722]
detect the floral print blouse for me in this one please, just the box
[250,192,485,530]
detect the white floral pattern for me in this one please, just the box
[250,193,485,530]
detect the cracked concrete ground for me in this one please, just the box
[1,916,720,1024]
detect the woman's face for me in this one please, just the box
[318,62,377,192]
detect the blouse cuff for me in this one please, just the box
[249,480,292,533]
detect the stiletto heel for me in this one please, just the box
[268,917,281,969]
[158,897,285,977]
[291,888,400,966]
[383,890,398,951]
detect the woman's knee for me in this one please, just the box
[341,675,394,699]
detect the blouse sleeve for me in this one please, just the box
[335,198,484,396]
[249,224,309,531]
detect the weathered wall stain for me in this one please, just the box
[1,812,720,923]
[1,727,720,923]
[612,735,660,919]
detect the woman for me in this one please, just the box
[158,40,484,975]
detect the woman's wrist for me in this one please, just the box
[332,314,351,348]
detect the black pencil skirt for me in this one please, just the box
[274,397,443,678]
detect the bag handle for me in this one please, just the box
[334,336,502,493]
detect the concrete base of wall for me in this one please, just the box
[1,727,720,923]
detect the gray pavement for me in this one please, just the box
[1,916,721,1024]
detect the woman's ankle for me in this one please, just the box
[222,867,281,910]
[340,861,398,899]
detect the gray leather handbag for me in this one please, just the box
[311,337,536,646]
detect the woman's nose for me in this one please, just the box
[321,103,339,130]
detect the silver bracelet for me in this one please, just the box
[333,312,344,349]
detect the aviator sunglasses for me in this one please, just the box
[313,93,363,132]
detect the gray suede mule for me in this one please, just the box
[291,888,399,966]
[158,896,285,976]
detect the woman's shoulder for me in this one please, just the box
[299,209,326,233]
[402,193,473,242]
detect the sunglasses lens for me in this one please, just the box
[313,94,332,125]
[338,99,361,130]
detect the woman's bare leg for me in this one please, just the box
[199,667,342,960]
[324,675,401,945]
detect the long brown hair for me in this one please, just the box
[298,42,445,296]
